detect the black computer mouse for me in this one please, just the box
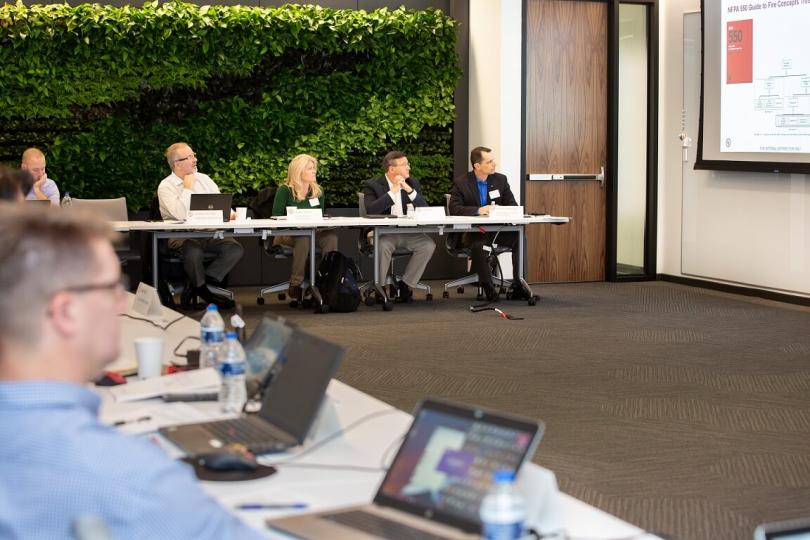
[197,451,258,472]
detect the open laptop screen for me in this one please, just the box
[256,329,344,443]
[375,400,543,532]
[190,193,232,222]
[242,317,292,396]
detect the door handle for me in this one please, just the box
[527,166,605,188]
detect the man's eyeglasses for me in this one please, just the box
[175,153,196,163]
[62,275,130,295]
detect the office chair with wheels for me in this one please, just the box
[356,192,432,310]
[250,186,314,307]
[441,194,512,300]
[148,196,234,309]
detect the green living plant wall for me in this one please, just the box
[0,1,460,210]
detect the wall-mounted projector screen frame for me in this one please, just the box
[696,0,810,175]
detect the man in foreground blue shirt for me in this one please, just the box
[0,204,264,539]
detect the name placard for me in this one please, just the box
[489,205,524,219]
[131,282,164,319]
[287,208,323,221]
[411,206,446,219]
[186,210,224,224]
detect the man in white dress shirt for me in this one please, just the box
[157,142,243,309]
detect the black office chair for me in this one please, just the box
[356,192,432,311]
[149,196,234,309]
[441,194,512,301]
[250,186,314,307]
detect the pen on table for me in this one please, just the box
[235,503,309,511]
[113,415,152,427]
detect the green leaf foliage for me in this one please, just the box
[0,2,460,210]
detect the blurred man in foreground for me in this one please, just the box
[0,205,264,539]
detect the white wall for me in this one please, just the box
[468,0,522,203]
[659,0,810,297]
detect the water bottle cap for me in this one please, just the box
[493,470,515,483]
[226,331,237,340]
[206,304,219,311]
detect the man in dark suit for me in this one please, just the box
[362,151,435,302]
[449,146,526,301]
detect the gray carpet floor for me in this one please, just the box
[230,280,810,540]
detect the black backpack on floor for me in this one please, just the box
[316,251,362,313]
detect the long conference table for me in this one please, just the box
[112,214,570,306]
[105,303,662,540]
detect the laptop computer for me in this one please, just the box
[159,327,343,455]
[754,517,810,540]
[268,399,544,540]
[190,193,233,222]
[241,316,292,396]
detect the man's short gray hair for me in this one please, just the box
[165,142,189,168]
[0,204,115,348]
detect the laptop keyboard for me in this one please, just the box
[200,416,289,452]
[324,510,455,540]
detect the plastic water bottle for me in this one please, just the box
[479,470,527,540]
[218,331,247,414]
[199,304,225,370]
[60,191,72,209]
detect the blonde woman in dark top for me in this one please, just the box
[271,154,338,303]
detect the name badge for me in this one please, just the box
[309,197,320,207]
[489,189,501,199]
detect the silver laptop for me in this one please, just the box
[268,399,544,539]
[190,193,232,222]
[159,327,342,455]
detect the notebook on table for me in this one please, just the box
[159,327,343,455]
[189,193,232,222]
[268,398,544,540]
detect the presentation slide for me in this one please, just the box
[720,0,810,153]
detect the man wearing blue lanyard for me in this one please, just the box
[448,147,526,301]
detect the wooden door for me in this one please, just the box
[525,0,607,282]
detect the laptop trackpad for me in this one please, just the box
[162,424,226,454]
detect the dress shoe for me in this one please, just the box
[180,285,204,311]
[195,285,234,310]
[395,280,413,303]
[482,282,500,302]
[507,283,531,301]
[287,285,303,308]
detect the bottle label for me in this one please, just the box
[482,521,523,540]
[201,329,224,344]
[219,362,245,376]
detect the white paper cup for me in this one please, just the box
[235,207,248,221]
[134,337,164,379]
[286,206,297,216]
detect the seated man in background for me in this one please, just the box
[157,142,243,309]
[271,154,338,303]
[449,146,527,301]
[20,147,60,205]
[363,151,435,302]
[0,204,264,539]
[0,166,32,202]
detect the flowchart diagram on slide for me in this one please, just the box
[754,61,810,129]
